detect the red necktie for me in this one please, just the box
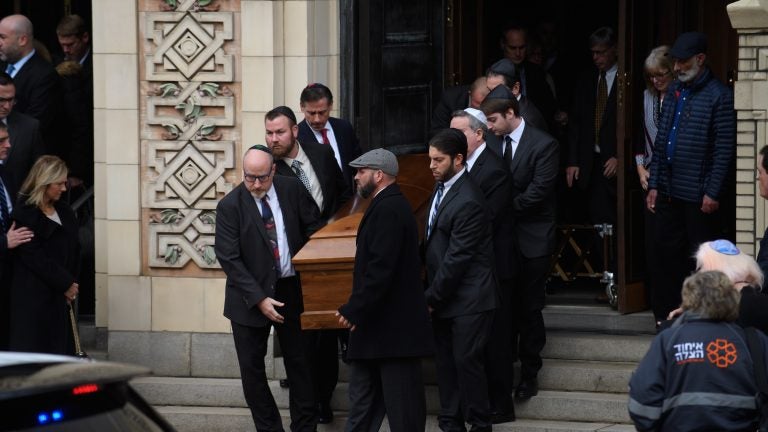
[320,128,330,145]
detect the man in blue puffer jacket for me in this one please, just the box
[646,31,735,322]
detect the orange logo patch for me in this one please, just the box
[706,339,737,368]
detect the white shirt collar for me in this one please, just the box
[8,49,35,77]
[466,142,486,171]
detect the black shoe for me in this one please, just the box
[515,379,539,400]
[279,379,289,388]
[318,402,334,424]
[491,409,516,424]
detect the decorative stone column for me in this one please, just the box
[728,1,768,256]
[93,0,341,377]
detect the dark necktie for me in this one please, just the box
[261,197,281,276]
[291,160,312,193]
[0,176,8,233]
[427,182,444,238]
[503,136,513,165]
[594,70,608,144]
[320,128,330,145]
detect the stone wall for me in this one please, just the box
[729,1,768,256]
[94,0,340,375]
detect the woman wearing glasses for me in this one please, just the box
[635,46,674,328]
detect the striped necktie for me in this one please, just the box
[427,182,444,238]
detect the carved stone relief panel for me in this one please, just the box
[141,0,238,271]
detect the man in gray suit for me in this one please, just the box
[481,88,559,402]
[425,128,497,432]
[215,145,323,431]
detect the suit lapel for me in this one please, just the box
[509,126,537,174]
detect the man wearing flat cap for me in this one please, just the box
[337,149,434,431]
[646,30,736,322]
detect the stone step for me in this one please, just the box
[76,319,108,351]
[271,357,636,394]
[135,378,632,424]
[156,406,635,432]
[543,332,653,363]
[543,305,656,335]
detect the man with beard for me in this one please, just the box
[424,128,497,432]
[215,145,323,431]
[336,148,434,431]
[646,31,735,321]
[264,105,349,422]
[265,106,350,222]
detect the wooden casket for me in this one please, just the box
[293,153,434,329]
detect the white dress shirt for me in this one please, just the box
[254,185,295,278]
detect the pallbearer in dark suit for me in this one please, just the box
[266,106,350,223]
[265,105,350,423]
[215,145,323,432]
[298,83,362,189]
[425,129,497,432]
[482,86,559,402]
[336,148,434,432]
[450,108,515,423]
[0,122,33,350]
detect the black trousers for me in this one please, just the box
[485,277,514,412]
[652,194,723,320]
[345,357,426,432]
[510,255,550,382]
[433,311,493,432]
[231,277,317,432]
[304,329,345,406]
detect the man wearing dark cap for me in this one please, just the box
[425,128,497,431]
[646,31,735,322]
[263,105,350,422]
[486,61,549,133]
[336,148,434,432]
[481,87,559,403]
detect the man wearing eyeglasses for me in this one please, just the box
[0,72,42,201]
[215,145,323,432]
[646,31,736,321]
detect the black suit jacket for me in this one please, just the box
[468,147,513,279]
[3,53,62,151]
[5,111,44,200]
[508,124,559,258]
[567,67,618,190]
[275,140,351,222]
[215,176,323,328]
[297,117,361,188]
[430,84,470,137]
[424,172,497,318]
[518,60,556,130]
[338,183,434,360]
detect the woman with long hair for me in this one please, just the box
[9,155,79,354]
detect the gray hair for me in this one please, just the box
[451,110,488,136]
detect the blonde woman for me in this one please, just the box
[9,155,79,354]
[635,46,674,327]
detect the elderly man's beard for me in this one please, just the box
[677,61,701,83]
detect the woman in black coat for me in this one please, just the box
[9,155,79,354]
